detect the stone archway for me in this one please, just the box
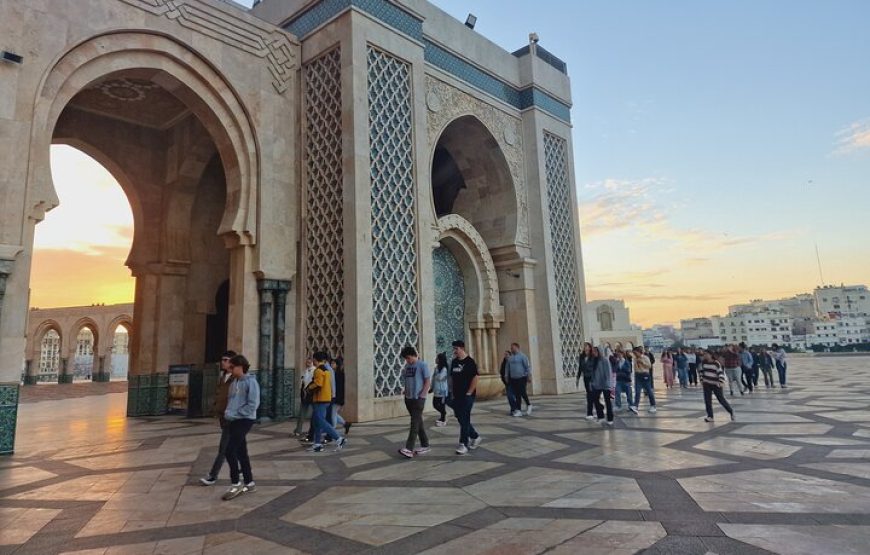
[23,32,261,415]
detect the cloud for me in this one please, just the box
[834,118,870,155]
[579,178,790,252]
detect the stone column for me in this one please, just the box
[0,259,19,455]
[271,280,292,420]
[487,327,499,377]
[95,355,108,382]
[472,327,484,370]
[256,281,274,419]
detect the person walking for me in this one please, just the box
[332,357,351,435]
[221,354,260,500]
[200,350,236,486]
[738,343,754,394]
[758,348,775,389]
[398,346,432,458]
[629,347,657,414]
[306,351,347,453]
[674,348,689,389]
[772,344,788,388]
[686,348,699,386]
[589,347,614,425]
[432,352,450,426]
[722,344,744,396]
[450,340,481,455]
[499,350,517,416]
[699,350,735,422]
[292,358,315,438]
[577,343,595,420]
[506,343,534,416]
[612,351,633,411]
[661,350,675,388]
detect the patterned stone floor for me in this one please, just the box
[3,356,870,554]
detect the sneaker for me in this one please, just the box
[604,420,614,426]
[704,417,714,422]
[334,437,347,451]
[628,406,639,415]
[344,422,352,435]
[199,476,216,486]
[306,444,324,452]
[435,420,447,427]
[469,436,482,450]
[222,482,245,500]
[243,481,256,493]
[456,444,469,455]
[730,412,736,421]
[511,410,523,417]
[649,407,657,414]
[414,446,431,455]
[299,438,314,444]
[399,447,415,458]
[585,415,596,420]
[526,405,534,415]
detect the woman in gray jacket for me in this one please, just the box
[222,354,260,500]
[590,346,614,425]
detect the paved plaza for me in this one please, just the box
[2,357,870,554]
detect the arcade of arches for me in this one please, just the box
[0,0,587,455]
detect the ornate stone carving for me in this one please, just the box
[119,0,298,94]
[426,76,529,247]
[436,214,504,323]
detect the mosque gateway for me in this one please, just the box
[0,0,587,453]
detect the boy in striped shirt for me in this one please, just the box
[700,351,735,422]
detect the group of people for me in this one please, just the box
[577,343,658,425]
[659,344,788,394]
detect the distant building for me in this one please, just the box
[814,285,870,317]
[806,316,870,348]
[585,300,644,350]
[729,294,816,335]
[681,317,715,341]
[711,310,793,347]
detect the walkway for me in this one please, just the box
[2,357,870,554]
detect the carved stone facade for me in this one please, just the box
[0,0,587,452]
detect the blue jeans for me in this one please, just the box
[677,367,689,387]
[633,374,656,407]
[451,395,479,446]
[505,380,518,411]
[614,381,633,408]
[312,402,340,444]
[776,361,787,386]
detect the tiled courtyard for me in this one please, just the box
[3,357,870,555]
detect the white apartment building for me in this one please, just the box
[681,317,715,340]
[814,285,870,317]
[711,311,793,347]
[806,317,870,347]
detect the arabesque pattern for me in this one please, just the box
[367,47,419,398]
[543,132,583,378]
[304,49,345,360]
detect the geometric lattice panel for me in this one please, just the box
[543,132,583,378]
[367,46,419,398]
[304,48,345,360]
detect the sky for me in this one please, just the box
[34,0,870,326]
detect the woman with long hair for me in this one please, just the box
[661,350,675,388]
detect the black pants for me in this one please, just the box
[741,367,754,392]
[583,376,594,416]
[592,388,613,422]
[225,419,254,485]
[404,398,429,450]
[703,383,733,419]
[433,396,447,422]
[208,419,231,479]
[509,377,530,410]
[452,395,479,446]
[688,364,698,385]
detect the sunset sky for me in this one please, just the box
[34,0,870,327]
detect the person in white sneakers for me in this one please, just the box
[432,352,449,427]
[699,350,734,422]
[506,343,534,416]
[629,348,657,414]
[589,347,614,425]
[450,340,481,455]
[221,355,259,501]
[398,346,432,458]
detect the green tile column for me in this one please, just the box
[273,367,295,420]
[0,383,19,455]
[127,374,169,416]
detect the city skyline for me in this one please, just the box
[32,0,870,328]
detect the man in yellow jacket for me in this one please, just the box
[306,351,347,453]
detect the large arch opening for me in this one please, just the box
[431,115,518,249]
[22,33,258,416]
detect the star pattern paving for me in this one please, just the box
[2,357,870,554]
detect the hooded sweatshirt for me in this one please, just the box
[225,373,260,421]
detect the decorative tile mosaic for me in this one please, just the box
[367,46,419,398]
[433,246,465,356]
[0,383,19,455]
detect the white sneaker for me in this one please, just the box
[585,415,595,420]
[199,476,216,486]
[222,482,245,500]
[435,420,447,427]
[243,481,256,493]
[604,420,614,426]
[511,410,523,417]
[526,405,534,415]
[648,407,657,414]
[469,436,482,450]
[414,446,431,455]
[455,444,469,455]
[628,406,639,415]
